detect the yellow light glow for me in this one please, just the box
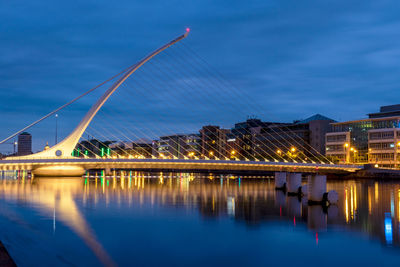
[368,187,372,215]
[398,189,400,223]
[209,151,214,156]
[350,147,354,151]
[291,147,296,152]
[345,188,349,223]
[277,149,282,154]
[344,143,349,148]
[231,150,236,155]
[374,164,379,168]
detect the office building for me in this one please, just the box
[153,134,201,159]
[199,126,228,159]
[252,115,334,161]
[17,132,32,156]
[325,104,400,167]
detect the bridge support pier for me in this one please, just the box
[307,174,327,203]
[105,168,112,176]
[274,172,286,190]
[286,173,302,194]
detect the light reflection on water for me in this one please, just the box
[1,171,400,266]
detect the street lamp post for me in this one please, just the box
[55,114,58,145]
[344,143,349,163]
[14,140,17,154]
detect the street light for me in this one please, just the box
[55,114,58,145]
[290,147,296,152]
[344,143,350,164]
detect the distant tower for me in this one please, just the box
[17,132,32,156]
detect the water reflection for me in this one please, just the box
[0,176,115,267]
[1,171,400,265]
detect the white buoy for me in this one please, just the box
[327,190,339,204]
[274,172,287,189]
[287,173,302,193]
[308,174,327,202]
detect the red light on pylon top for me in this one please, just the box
[186,27,190,32]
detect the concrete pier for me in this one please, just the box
[286,173,302,194]
[274,172,287,189]
[307,174,327,203]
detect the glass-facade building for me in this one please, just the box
[326,104,400,166]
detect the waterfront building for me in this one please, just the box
[325,104,400,167]
[231,119,270,160]
[199,126,228,159]
[185,134,202,158]
[226,132,242,160]
[17,132,32,156]
[153,134,201,159]
[252,115,334,161]
[130,141,153,158]
[107,140,153,158]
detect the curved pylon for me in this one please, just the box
[12,29,190,159]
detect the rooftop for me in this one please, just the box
[295,114,335,124]
[331,115,400,125]
[368,104,400,118]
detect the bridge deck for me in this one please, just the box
[0,158,362,174]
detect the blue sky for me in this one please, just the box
[1,0,400,151]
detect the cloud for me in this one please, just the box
[1,0,400,151]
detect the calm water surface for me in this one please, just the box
[0,172,400,266]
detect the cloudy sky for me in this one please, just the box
[1,0,400,151]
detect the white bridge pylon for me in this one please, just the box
[10,30,190,159]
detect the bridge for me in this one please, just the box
[0,158,361,176]
[0,29,362,178]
